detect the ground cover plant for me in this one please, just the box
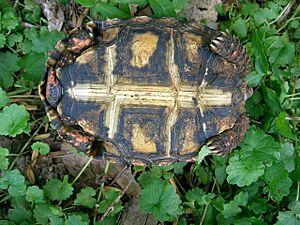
[0,0,299,224]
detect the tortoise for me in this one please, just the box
[39,16,252,165]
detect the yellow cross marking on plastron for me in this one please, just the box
[66,31,233,156]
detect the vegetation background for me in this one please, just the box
[0,0,299,224]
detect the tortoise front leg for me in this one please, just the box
[207,113,249,154]
[210,32,251,77]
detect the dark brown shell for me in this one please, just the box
[39,17,251,165]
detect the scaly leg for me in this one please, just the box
[210,31,252,77]
[207,113,249,155]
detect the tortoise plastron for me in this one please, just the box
[39,16,252,165]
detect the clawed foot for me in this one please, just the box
[206,113,249,155]
[207,137,231,155]
[210,31,251,76]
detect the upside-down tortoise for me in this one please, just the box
[39,16,252,165]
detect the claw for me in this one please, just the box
[216,36,224,41]
[211,149,223,155]
[210,44,218,52]
[208,145,218,150]
[212,39,221,46]
[207,140,213,145]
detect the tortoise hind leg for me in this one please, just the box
[207,113,249,155]
[210,32,251,76]
[45,105,95,151]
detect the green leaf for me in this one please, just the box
[111,0,148,4]
[33,203,63,225]
[1,11,19,30]
[279,143,295,173]
[212,196,225,212]
[264,162,292,202]
[251,29,268,74]
[23,0,41,24]
[7,33,23,47]
[140,178,182,221]
[0,169,26,197]
[24,27,65,53]
[0,88,10,109]
[239,126,281,164]
[26,186,45,203]
[98,188,123,215]
[253,8,277,26]
[149,0,176,18]
[0,52,20,88]
[18,52,47,83]
[261,85,283,114]
[289,201,300,214]
[94,215,117,225]
[245,71,265,87]
[215,4,225,17]
[0,147,9,170]
[65,215,89,225]
[43,176,73,201]
[0,147,9,157]
[194,164,210,185]
[185,187,205,205]
[172,0,187,12]
[248,199,268,215]
[0,104,30,137]
[74,0,95,7]
[226,155,265,187]
[268,33,295,67]
[294,26,300,39]
[221,192,248,218]
[7,207,32,224]
[152,165,174,179]
[226,126,282,187]
[197,145,211,164]
[232,18,248,38]
[19,39,33,54]
[138,170,160,189]
[177,217,187,225]
[275,211,299,225]
[94,2,131,19]
[31,142,50,155]
[275,111,296,140]
[214,156,227,185]
[172,162,186,175]
[74,187,97,209]
[241,2,259,16]
[0,34,5,48]
[245,91,264,118]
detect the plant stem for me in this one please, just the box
[7,88,30,96]
[200,180,216,225]
[10,95,40,99]
[8,119,46,170]
[93,161,110,224]
[71,156,94,185]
